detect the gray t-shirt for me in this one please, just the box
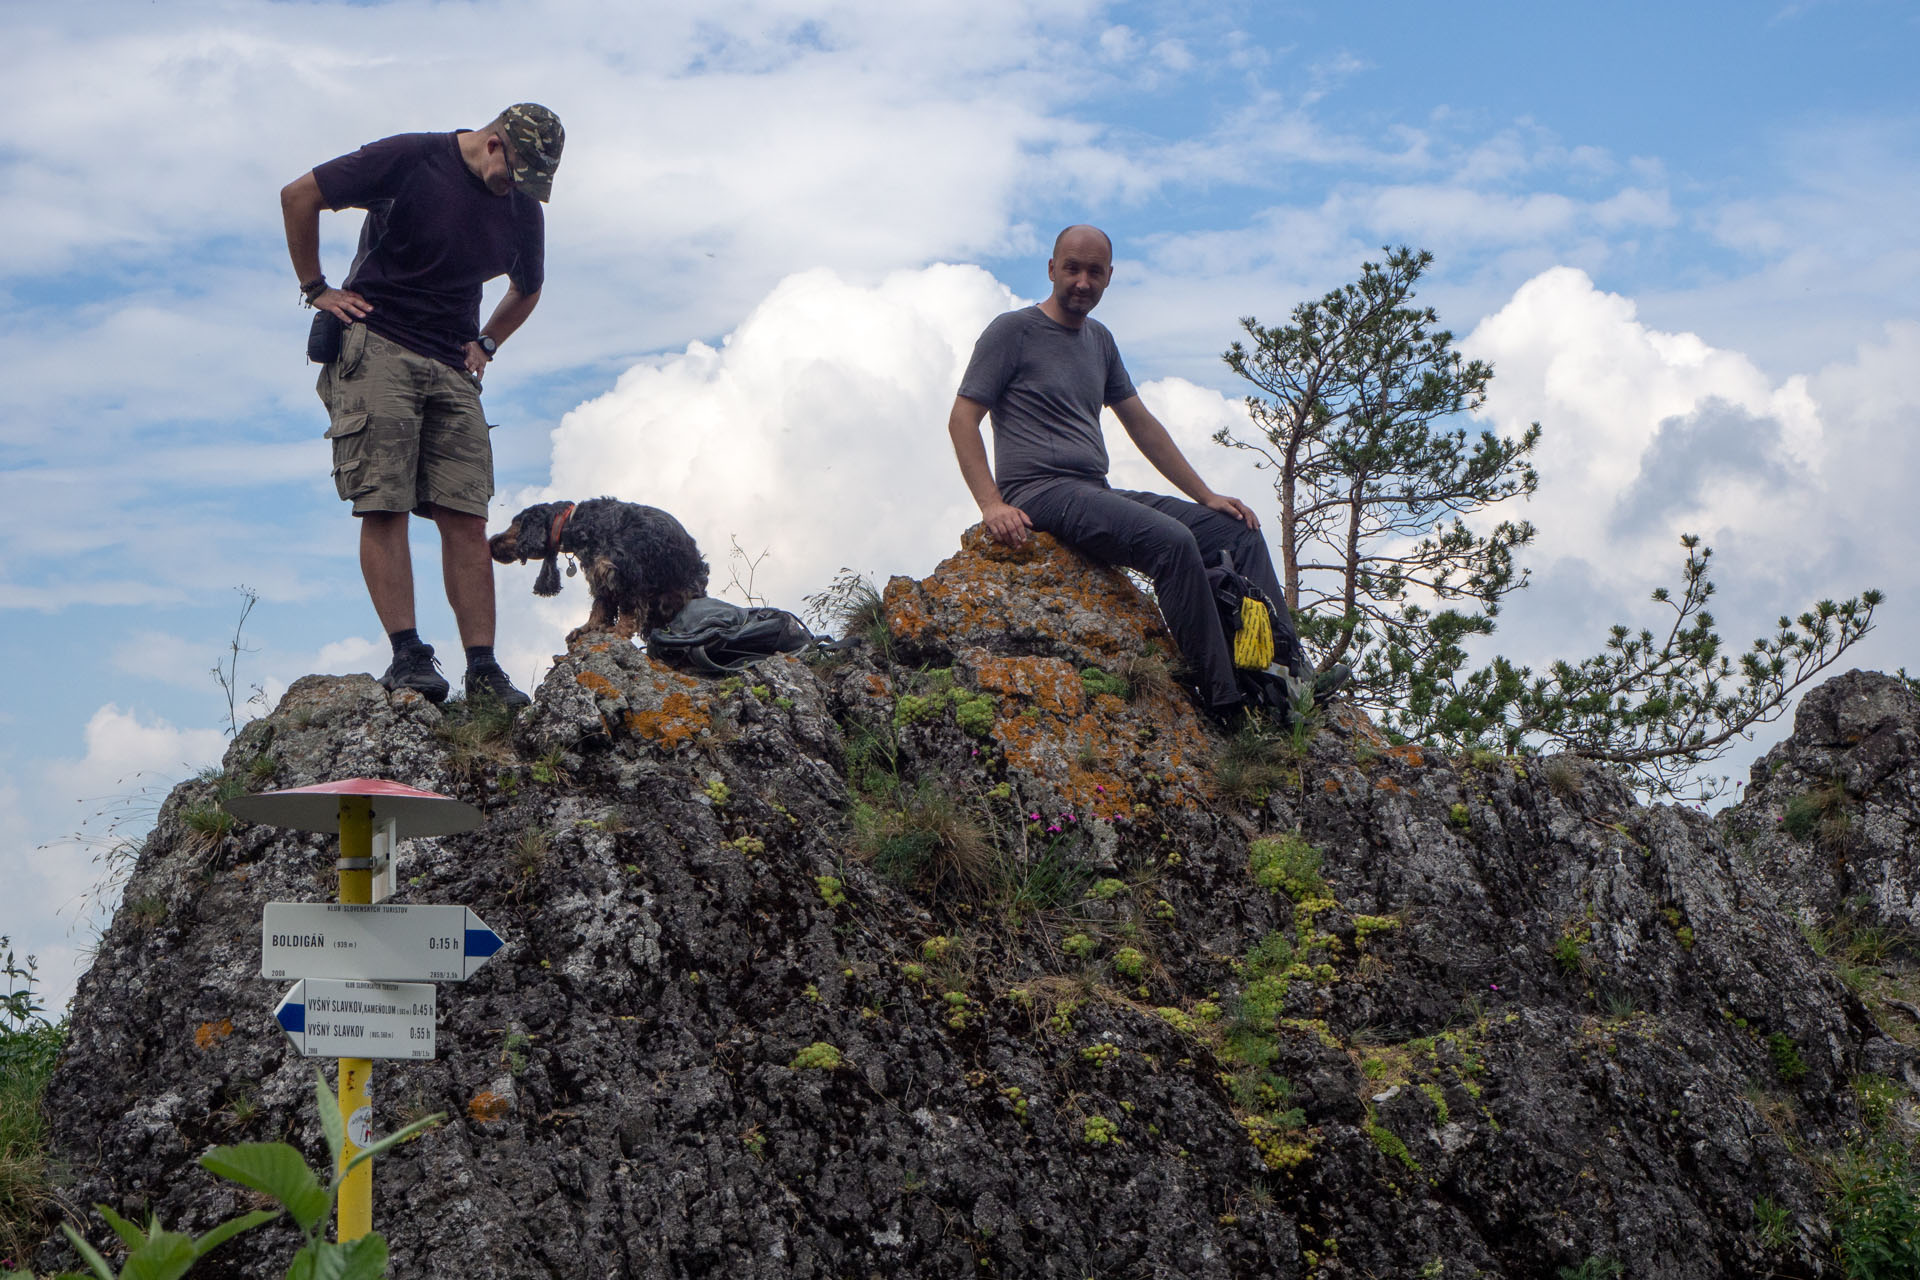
[957,306,1137,500]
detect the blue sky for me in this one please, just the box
[4,0,1916,1015]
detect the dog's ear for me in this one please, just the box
[533,554,563,597]
[514,503,560,561]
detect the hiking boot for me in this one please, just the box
[1207,699,1253,734]
[1311,663,1352,707]
[379,643,450,704]
[464,660,531,709]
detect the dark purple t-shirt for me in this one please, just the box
[313,131,545,371]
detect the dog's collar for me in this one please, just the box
[547,503,577,552]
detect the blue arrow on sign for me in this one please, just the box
[276,984,306,1035]
[466,922,503,960]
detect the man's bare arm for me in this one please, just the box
[464,284,542,376]
[948,395,1033,545]
[1111,395,1261,530]
[279,171,372,323]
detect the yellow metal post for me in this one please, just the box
[336,797,374,1242]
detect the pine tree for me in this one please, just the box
[1218,245,1539,725]
[1221,247,1880,801]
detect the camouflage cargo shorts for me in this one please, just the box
[315,324,494,517]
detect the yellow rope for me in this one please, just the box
[1234,596,1274,669]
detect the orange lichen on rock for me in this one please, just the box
[988,700,1193,819]
[882,579,934,643]
[969,654,1085,718]
[625,688,709,751]
[467,1090,510,1123]
[1065,761,1137,822]
[966,528,1049,566]
[575,670,622,699]
[1386,744,1426,768]
[193,1018,233,1049]
[991,715,1085,808]
[1374,777,1404,794]
[886,529,1170,666]
[884,527,1220,818]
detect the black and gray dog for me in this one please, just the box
[489,499,710,643]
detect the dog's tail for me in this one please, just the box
[534,555,563,596]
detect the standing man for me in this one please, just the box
[948,225,1339,726]
[281,104,564,707]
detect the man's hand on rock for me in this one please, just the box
[982,501,1033,546]
[317,288,372,324]
[1203,493,1261,531]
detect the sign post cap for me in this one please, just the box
[226,778,482,838]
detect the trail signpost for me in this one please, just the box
[260,902,502,982]
[274,978,437,1060]
[227,778,486,1245]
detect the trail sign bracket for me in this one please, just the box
[370,818,399,904]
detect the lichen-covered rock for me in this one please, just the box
[883,527,1174,670]
[1727,670,1920,932]
[33,556,1920,1279]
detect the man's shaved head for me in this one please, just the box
[1052,224,1113,260]
[1042,225,1115,326]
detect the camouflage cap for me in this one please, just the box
[498,103,564,202]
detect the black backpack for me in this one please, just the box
[644,597,818,675]
[1205,552,1310,719]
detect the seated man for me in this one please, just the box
[947,224,1337,725]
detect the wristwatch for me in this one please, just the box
[476,335,499,356]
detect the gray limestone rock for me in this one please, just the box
[1728,670,1920,935]
[31,553,1919,1279]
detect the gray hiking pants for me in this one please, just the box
[1010,479,1303,709]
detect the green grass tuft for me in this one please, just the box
[1753,1196,1793,1252]
[854,783,993,898]
[1768,1031,1808,1084]
[1781,781,1850,845]
[1216,725,1298,802]
[1245,931,1295,977]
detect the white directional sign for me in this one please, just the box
[274,979,436,1060]
[261,902,503,982]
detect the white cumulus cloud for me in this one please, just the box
[1466,266,1826,586]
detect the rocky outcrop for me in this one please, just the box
[1728,670,1920,933]
[34,534,1920,1278]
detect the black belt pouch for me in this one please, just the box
[307,310,344,363]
